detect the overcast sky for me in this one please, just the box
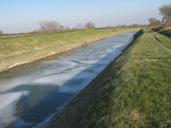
[0,0,170,33]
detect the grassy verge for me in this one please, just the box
[48,30,171,128]
[0,27,139,73]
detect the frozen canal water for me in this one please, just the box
[0,32,136,128]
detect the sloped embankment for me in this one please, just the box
[48,30,171,128]
[0,27,139,73]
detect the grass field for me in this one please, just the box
[48,30,171,128]
[0,27,139,73]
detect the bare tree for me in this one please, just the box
[148,18,161,26]
[39,21,63,32]
[84,21,95,29]
[159,4,171,27]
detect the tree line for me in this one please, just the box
[149,4,171,28]
[1,4,171,35]
[38,21,96,32]
[0,21,96,35]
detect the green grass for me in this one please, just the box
[0,27,139,72]
[48,30,171,128]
